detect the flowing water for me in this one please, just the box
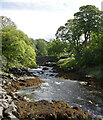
[17,66,103,119]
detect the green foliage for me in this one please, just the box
[56,5,103,70]
[48,39,68,58]
[74,5,102,47]
[1,26,36,68]
[57,57,78,70]
[78,32,103,67]
[33,39,48,56]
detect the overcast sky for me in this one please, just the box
[0,0,103,40]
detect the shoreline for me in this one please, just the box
[55,66,103,89]
[0,66,98,120]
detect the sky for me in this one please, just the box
[0,0,103,41]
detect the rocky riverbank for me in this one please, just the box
[0,66,92,120]
[0,72,19,120]
[54,66,103,90]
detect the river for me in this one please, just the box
[17,66,103,119]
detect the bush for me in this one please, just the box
[57,57,78,70]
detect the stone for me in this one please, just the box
[19,83,25,86]
[66,111,72,117]
[9,66,33,77]
[72,106,79,110]
[7,74,16,80]
[12,111,19,118]
[0,106,3,119]
[7,93,13,98]
[4,106,14,113]
[45,113,55,120]
[0,94,3,99]
[2,80,9,85]
[2,108,10,118]
[49,74,54,76]
[57,112,68,120]
[42,67,49,70]
[18,79,26,82]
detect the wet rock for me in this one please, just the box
[86,82,91,86]
[19,83,25,86]
[2,80,9,86]
[39,71,44,74]
[57,112,68,120]
[14,99,90,120]
[72,106,79,110]
[12,96,18,101]
[45,113,56,120]
[9,66,33,77]
[17,95,24,101]
[35,117,45,120]
[12,111,19,118]
[4,106,14,113]
[0,106,3,119]
[77,114,83,120]
[18,80,26,82]
[42,67,49,70]
[2,108,10,118]
[7,74,16,80]
[49,74,54,76]
[7,93,13,98]
[52,70,57,73]
[2,106,18,120]
[0,94,3,99]
[85,75,94,78]
[79,82,90,86]
[66,111,72,117]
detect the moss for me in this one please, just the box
[5,77,45,94]
[14,100,89,119]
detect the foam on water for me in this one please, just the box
[17,66,103,119]
[41,83,49,87]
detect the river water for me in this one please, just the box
[17,66,103,119]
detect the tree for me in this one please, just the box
[56,5,102,55]
[0,16,17,29]
[56,5,103,70]
[1,26,36,68]
[56,19,82,55]
[48,39,68,58]
[33,39,48,56]
[74,5,102,47]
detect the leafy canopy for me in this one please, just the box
[1,26,36,68]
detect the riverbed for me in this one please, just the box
[16,66,103,119]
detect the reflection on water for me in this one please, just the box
[17,66,103,119]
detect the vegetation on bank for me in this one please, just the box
[32,38,48,56]
[0,16,36,70]
[56,5,103,75]
[0,5,103,75]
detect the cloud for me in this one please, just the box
[0,0,72,12]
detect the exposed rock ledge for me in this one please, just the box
[0,67,92,120]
